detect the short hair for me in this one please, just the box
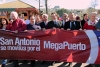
[42,14,48,18]
[69,12,74,15]
[68,12,75,17]
[51,12,54,15]
[29,15,35,19]
[35,15,40,19]
[29,15,35,23]
[76,16,80,20]
[19,14,21,16]
[51,12,59,19]
[10,11,18,19]
[90,12,97,16]
[63,13,68,16]
[51,12,56,15]
[83,13,88,17]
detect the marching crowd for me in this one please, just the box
[0,11,100,67]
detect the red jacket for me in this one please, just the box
[6,19,26,31]
[83,22,96,30]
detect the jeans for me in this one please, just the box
[13,60,19,66]
[2,59,7,65]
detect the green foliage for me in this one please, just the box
[56,8,70,17]
[86,7,96,18]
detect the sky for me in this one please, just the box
[1,0,100,9]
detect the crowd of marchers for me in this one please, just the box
[0,11,100,67]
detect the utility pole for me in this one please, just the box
[91,0,98,9]
[45,0,48,14]
[93,0,96,8]
[39,0,40,12]
[94,0,96,8]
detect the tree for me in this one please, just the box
[86,7,95,13]
[54,6,60,10]
[56,8,70,17]
[45,0,48,14]
[91,0,98,9]
[86,7,96,17]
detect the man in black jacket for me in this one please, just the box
[40,14,54,29]
[40,13,55,66]
[64,12,82,30]
[40,13,61,30]
[63,12,82,67]
[48,12,61,28]
[60,13,68,29]
[26,15,41,67]
[81,13,88,29]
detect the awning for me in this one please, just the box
[0,8,15,12]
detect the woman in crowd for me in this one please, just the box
[0,18,8,30]
[0,18,9,67]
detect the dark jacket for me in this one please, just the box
[27,23,40,30]
[40,20,61,29]
[60,20,67,29]
[95,19,100,29]
[81,19,88,29]
[27,24,35,30]
[64,20,82,30]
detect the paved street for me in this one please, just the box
[0,60,92,67]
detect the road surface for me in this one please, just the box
[0,60,93,67]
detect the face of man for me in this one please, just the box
[36,16,40,22]
[30,16,35,23]
[90,13,96,22]
[11,13,18,21]
[51,14,57,20]
[69,13,75,21]
[42,15,48,22]
[63,14,68,20]
[84,15,88,20]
